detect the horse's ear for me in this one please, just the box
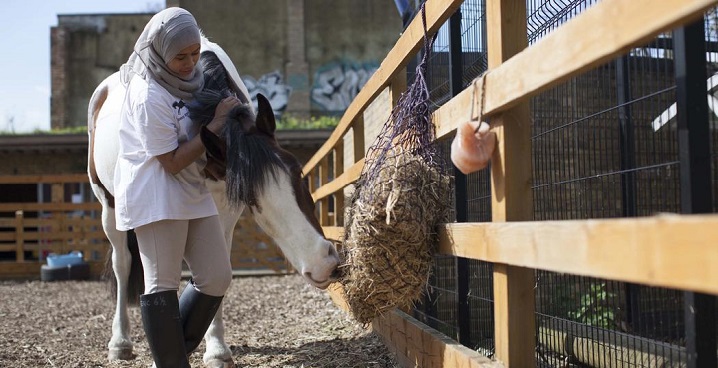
[255,93,276,135]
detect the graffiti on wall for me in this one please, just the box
[311,61,378,112]
[243,71,292,117]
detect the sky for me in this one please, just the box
[0,0,165,133]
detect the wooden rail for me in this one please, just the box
[0,174,108,279]
[0,174,289,278]
[0,209,109,278]
[302,0,718,366]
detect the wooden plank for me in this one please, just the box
[0,261,105,279]
[390,68,407,109]
[320,158,330,226]
[327,282,502,367]
[303,0,463,175]
[0,218,18,227]
[306,166,316,194]
[333,140,344,226]
[326,283,350,313]
[21,231,107,241]
[0,233,16,241]
[373,309,504,368]
[353,117,365,163]
[431,0,718,141]
[0,245,18,252]
[0,174,90,184]
[364,87,392,153]
[312,159,364,202]
[438,214,718,295]
[433,80,478,141]
[15,211,24,262]
[0,217,99,228]
[60,218,103,226]
[321,226,344,242]
[0,202,102,212]
[484,0,718,116]
[486,0,535,366]
[51,183,64,203]
[492,264,535,367]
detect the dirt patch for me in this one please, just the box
[0,274,397,367]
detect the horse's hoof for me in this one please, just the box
[108,348,134,361]
[205,358,235,368]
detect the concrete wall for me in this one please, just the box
[51,14,154,129]
[180,0,402,117]
[304,0,400,114]
[52,1,403,129]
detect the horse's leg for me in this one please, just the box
[203,303,232,368]
[202,194,242,368]
[104,208,135,361]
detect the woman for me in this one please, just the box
[114,7,240,367]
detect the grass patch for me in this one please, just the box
[0,115,339,135]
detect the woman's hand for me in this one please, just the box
[450,120,496,174]
[206,95,242,134]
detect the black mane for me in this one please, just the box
[188,51,233,126]
[188,51,286,210]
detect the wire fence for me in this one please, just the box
[406,1,718,366]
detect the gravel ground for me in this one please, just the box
[0,274,397,367]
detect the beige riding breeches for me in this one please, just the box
[134,215,232,296]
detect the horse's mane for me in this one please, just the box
[189,51,286,210]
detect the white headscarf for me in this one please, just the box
[120,7,204,100]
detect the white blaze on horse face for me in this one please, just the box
[252,170,339,289]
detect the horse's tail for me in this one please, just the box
[103,230,144,306]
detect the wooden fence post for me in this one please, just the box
[487,0,536,366]
[333,140,344,226]
[15,210,24,262]
[51,183,66,254]
[319,157,330,226]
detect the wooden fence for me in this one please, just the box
[301,0,718,367]
[0,174,107,277]
[0,174,289,279]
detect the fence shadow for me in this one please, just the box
[229,333,396,367]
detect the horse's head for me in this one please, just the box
[190,51,340,289]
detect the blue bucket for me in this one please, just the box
[46,251,84,267]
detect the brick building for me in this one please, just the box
[51,1,403,129]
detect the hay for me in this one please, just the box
[340,147,452,324]
[338,3,451,324]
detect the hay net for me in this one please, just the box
[340,4,453,324]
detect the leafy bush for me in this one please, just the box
[276,114,339,130]
[0,115,339,135]
[0,126,88,135]
[568,282,617,329]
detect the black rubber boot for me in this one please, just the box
[179,280,224,355]
[140,291,190,368]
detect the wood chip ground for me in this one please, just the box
[0,274,397,367]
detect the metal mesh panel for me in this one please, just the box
[467,259,495,356]
[402,2,716,367]
[535,272,687,367]
[413,0,498,356]
[529,1,700,366]
[413,255,459,338]
[707,8,718,212]
[526,0,599,44]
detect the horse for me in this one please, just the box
[87,37,340,368]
